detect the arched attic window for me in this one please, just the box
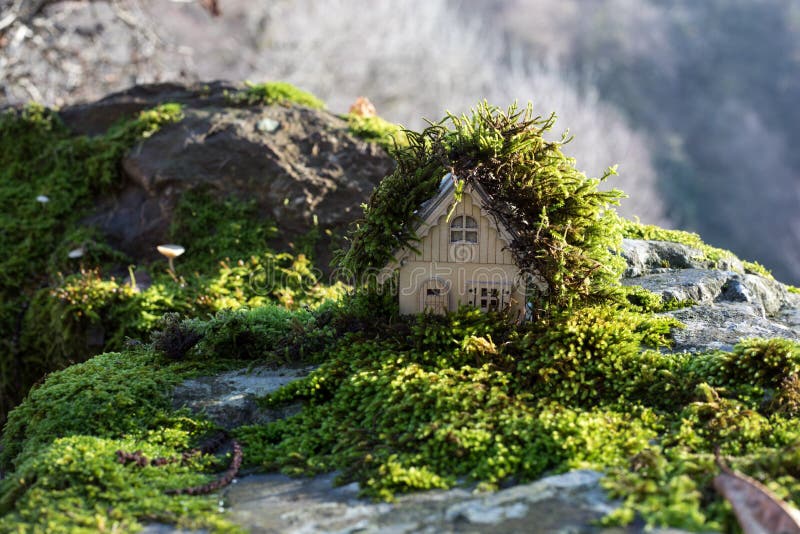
[450,215,478,243]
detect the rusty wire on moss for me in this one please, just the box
[116,431,243,496]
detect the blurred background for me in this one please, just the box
[2,0,799,284]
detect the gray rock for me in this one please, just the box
[780,304,800,329]
[622,269,731,306]
[620,240,798,351]
[620,239,744,278]
[665,302,799,352]
[621,239,710,277]
[622,267,791,317]
[212,469,682,534]
[171,365,313,428]
[64,82,395,273]
[739,273,789,316]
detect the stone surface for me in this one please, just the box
[623,268,731,306]
[216,470,678,534]
[620,239,744,278]
[62,82,395,272]
[620,239,799,352]
[171,365,314,429]
[666,302,799,352]
[144,470,688,533]
[622,269,790,317]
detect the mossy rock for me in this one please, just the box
[0,81,396,424]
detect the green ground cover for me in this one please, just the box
[0,95,345,426]
[1,97,798,532]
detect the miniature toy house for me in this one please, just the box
[387,175,528,316]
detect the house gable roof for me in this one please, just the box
[392,173,518,264]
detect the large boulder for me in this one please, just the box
[620,239,799,352]
[61,82,395,270]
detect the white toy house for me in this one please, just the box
[386,175,528,316]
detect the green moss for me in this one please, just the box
[621,219,730,262]
[190,304,334,363]
[0,435,240,533]
[621,285,695,313]
[164,190,345,310]
[236,306,674,498]
[17,269,142,393]
[742,260,773,278]
[0,349,241,532]
[227,81,325,109]
[0,103,183,424]
[47,226,131,275]
[345,114,407,152]
[1,350,178,470]
[6,281,800,531]
[788,285,800,295]
[168,189,277,273]
[2,177,346,424]
[229,299,800,530]
[16,246,345,394]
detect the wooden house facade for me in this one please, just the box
[387,175,528,316]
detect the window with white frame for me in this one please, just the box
[450,215,478,243]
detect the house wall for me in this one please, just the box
[397,261,527,317]
[396,192,527,317]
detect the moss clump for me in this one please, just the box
[18,268,141,383]
[168,189,276,273]
[3,182,345,424]
[345,114,408,152]
[620,285,695,313]
[229,300,800,530]
[151,312,204,360]
[741,260,774,279]
[191,305,335,363]
[336,102,625,312]
[0,351,180,470]
[621,219,774,279]
[236,306,676,498]
[164,189,344,311]
[0,349,241,532]
[0,102,183,424]
[0,435,238,533]
[17,245,344,395]
[227,81,325,109]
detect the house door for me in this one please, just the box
[467,283,512,313]
[421,279,449,314]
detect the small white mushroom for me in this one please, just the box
[67,247,84,259]
[157,244,185,273]
[36,195,50,204]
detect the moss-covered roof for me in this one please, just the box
[335,102,626,312]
